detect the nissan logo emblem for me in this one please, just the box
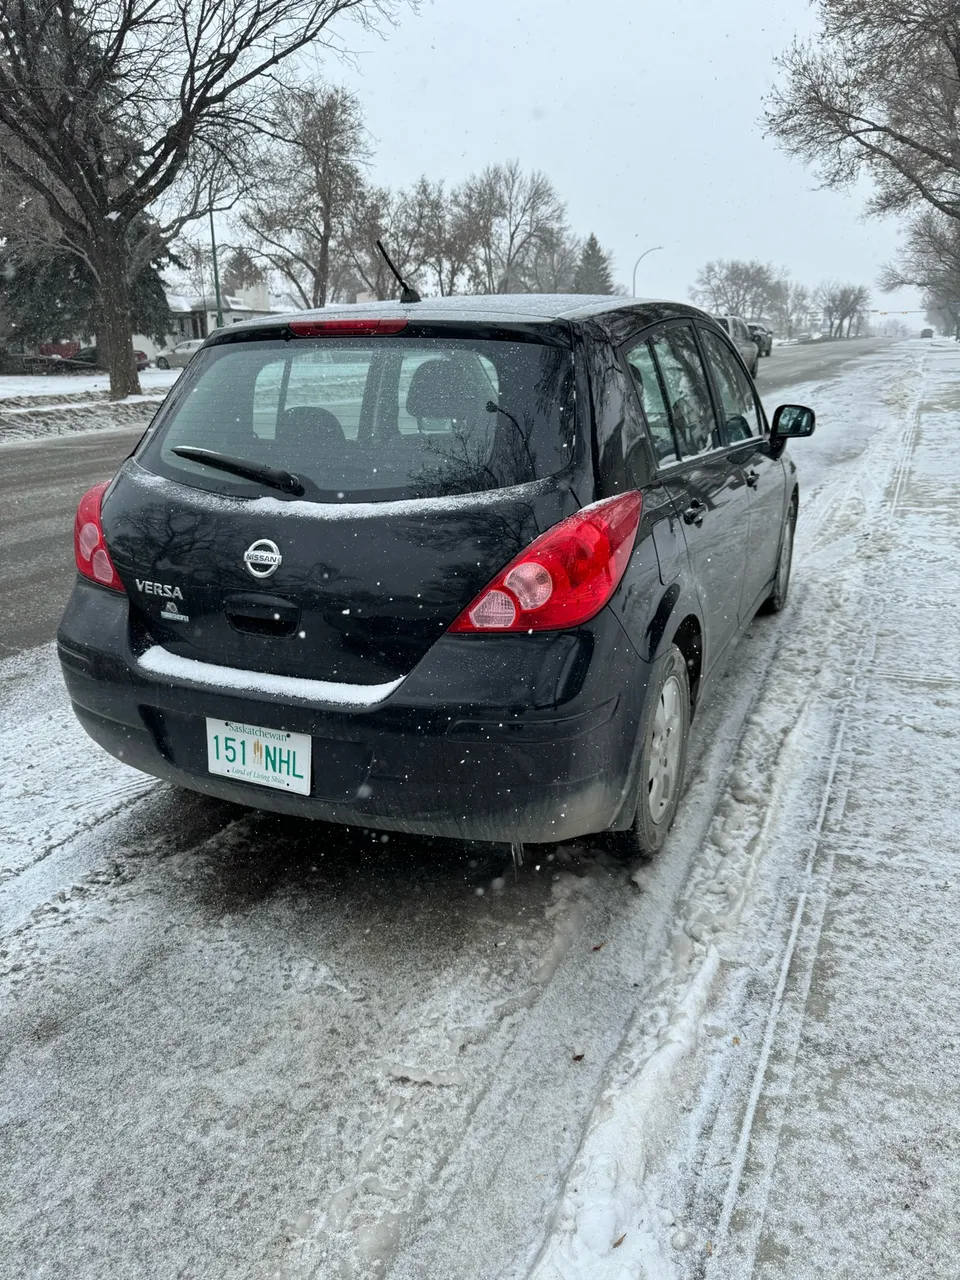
[243,538,282,578]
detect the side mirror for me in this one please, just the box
[771,403,815,442]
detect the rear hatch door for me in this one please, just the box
[106,321,581,686]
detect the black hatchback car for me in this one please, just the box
[58,296,814,855]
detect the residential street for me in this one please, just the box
[0,337,894,656]
[2,340,958,1279]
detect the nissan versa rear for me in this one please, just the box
[58,296,813,854]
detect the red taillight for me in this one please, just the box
[74,482,125,592]
[449,491,642,634]
[288,318,408,337]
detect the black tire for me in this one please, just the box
[610,644,691,858]
[750,358,759,378]
[761,501,796,614]
[156,357,170,370]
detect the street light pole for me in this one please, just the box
[632,245,664,297]
[209,210,224,330]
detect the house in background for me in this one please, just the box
[11,281,310,370]
[134,284,307,361]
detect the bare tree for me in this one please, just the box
[341,183,430,299]
[241,84,369,309]
[459,161,566,293]
[767,278,812,337]
[764,1,960,226]
[814,281,844,336]
[878,318,909,338]
[0,0,395,398]
[526,227,580,294]
[880,211,960,335]
[690,259,780,318]
[813,280,870,336]
[838,283,871,335]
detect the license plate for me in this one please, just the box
[205,718,311,796]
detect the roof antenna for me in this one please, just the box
[375,239,421,304]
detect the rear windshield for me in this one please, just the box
[139,335,576,502]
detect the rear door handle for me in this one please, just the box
[683,499,706,526]
[745,470,759,488]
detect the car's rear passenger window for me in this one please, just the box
[651,326,720,457]
[624,340,678,463]
[700,329,762,443]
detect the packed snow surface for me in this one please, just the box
[2,340,958,1279]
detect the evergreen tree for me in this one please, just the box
[573,233,614,294]
[0,234,173,349]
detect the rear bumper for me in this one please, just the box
[57,579,651,844]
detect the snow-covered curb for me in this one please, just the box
[0,370,181,442]
[0,397,164,442]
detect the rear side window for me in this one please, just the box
[624,340,678,463]
[140,336,575,502]
[651,327,720,458]
[700,329,762,442]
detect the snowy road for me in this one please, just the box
[2,341,957,1278]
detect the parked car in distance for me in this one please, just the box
[921,328,934,339]
[74,345,150,373]
[747,322,773,357]
[155,338,205,369]
[59,295,816,858]
[711,315,760,376]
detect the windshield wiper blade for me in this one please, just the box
[171,446,305,496]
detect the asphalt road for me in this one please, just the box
[0,426,143,656]
[0,338,892,658]
[753,335,888,395]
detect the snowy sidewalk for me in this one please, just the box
[707,346,960,1278]
[529,341,960,1280]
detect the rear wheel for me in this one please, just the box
[761,502,796,614]
[610,644,690,858]
[750,357,759,378]
[156,357,170,370]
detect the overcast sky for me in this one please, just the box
[316,0,919,318]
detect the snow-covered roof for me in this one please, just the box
[216,292,700,336]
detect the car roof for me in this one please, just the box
[209,293,714,340]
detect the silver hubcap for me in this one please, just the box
[647,674,683,824]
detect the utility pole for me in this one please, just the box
[209,211,224,330]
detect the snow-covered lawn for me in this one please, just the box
[0,367,182,400]
[1,341,957,1279]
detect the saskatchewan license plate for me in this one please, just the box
[205,718,312,796]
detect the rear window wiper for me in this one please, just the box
[171,446,305,496]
